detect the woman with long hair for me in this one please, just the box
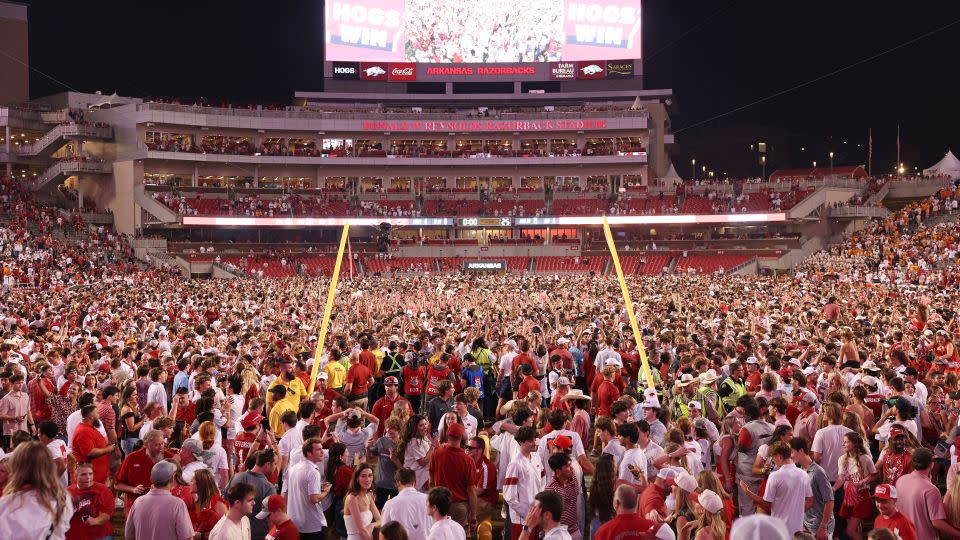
[714,416,739,495]
[588,454,616,535]
[397,415,435,491]
[0,441,72,539]
[187,467,227,537]
[345,464,382,540]
[197,420,229,489]
[679,489,727,540]
[696,470,734,534]
[842,411,868,441]
[326,442,354,540]
[119,385,145,455]
[834,432,877,540]
[944,471,960,534]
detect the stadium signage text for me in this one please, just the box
[464,261,506,271]
[359,119,608,132]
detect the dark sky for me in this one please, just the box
[23,1,960,178]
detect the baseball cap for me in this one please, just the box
[557,337,570,345]
[874,484,897,499]
[793,391,816,405]
[554,377,572,387]
[181,438,205,457]
[687,401,702,411]
[692,489,724,514]
[551,435,573,450]
[657,467,679,481]
[642,398,661,409]
[860,375,879,388]
[150,460,178,484]
[240,411,264,430]
[317,372,329,380]
[675,470,698,492]
[745,356,759,365]
[446,422,465,439]
[255,494,286,520]
[384,376,399,385]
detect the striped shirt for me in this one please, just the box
[545,476,580,534]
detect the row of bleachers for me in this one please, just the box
[674,254,754,274]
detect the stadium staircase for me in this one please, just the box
[32,159,112,191]
[134,183,180,223]
[16,122,113,158]
[786,181,860,220]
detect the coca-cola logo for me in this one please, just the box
[388,62,416,81]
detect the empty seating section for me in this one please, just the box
[533,256,607,273]
[219,256,346,277]
[422,199,482,216]
[552,199,608,215]
[363,257,437,273]
[619,254,672,275]
[486,200,544,215]
[674,254,753,274]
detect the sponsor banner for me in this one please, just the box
[325,0,405,62]
[183,213,788,228]
[359,62,389,80]
[576,61,607,79]
[463,261,506,271]
[605,59,634,79]
[357,118,609,132]
[331,61,360,80]
[549,62,577,80]
[389,62,416,81]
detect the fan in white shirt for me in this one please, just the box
[426,487,467,540]
[381,469,433,540]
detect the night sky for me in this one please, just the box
[23,1,960,178]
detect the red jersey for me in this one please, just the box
[359,349,377,372]
[72,423,110,483]
[594,513,665,540]
[233,431,258,470]
[403,365,425,396]
[371,394,410,437]
[474,454,498,505]
[268,518,300,540]
[517,376,541,399]
[425,364,451,397]
[345,363,372,396]
[595,380,621,417]
[429,444,478,502]
[874,512,918,540]
[66,481,115,540]
[115,447,176,513]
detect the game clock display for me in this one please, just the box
[458,217,513,227]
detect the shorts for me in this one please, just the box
[839,495,873,520]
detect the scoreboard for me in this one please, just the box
[458,217,513,227]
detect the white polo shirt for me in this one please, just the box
[286,460,327,533]
[381,487,432,540]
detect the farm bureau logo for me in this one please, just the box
[550,62,576,80]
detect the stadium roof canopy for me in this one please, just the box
[923,150,960,178]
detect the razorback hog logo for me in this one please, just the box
[580,64,603,75]
[364,66,386,77]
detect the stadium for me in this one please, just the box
[1,1,960,540]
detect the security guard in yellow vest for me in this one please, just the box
[718,361,747,415]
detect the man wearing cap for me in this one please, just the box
[125,460,196,540]
[793,390,819,443]
[874,484,918,540]
[234,410,268,470]
[115,429,175,514]
[256,494,299,540]
[694,369,721,422]
[670,373,698,419]
[595,366,621,418]
[371,376,410,437]
[180,438,212,482]
[429,421,478,526]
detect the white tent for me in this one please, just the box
[660,162,683,187]
[923,150,960,178]
[88,92,123,109]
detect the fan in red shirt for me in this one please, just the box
[233,411,268,471]
[67,462,116,540]
[256,494,300,540]
[71,405,116,484]
[344,355,373,403]
[370,376,410,437]
[596,484,673,540]
[428,422,478,523]
[28,364,57,423]
[594,366,622,418]
[114,429,175,514]
[873,484,918,540]
[516,364,541,399]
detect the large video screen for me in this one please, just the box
[325,0,642,63]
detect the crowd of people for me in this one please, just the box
[3,180,960,540]
[404,0,563,63]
